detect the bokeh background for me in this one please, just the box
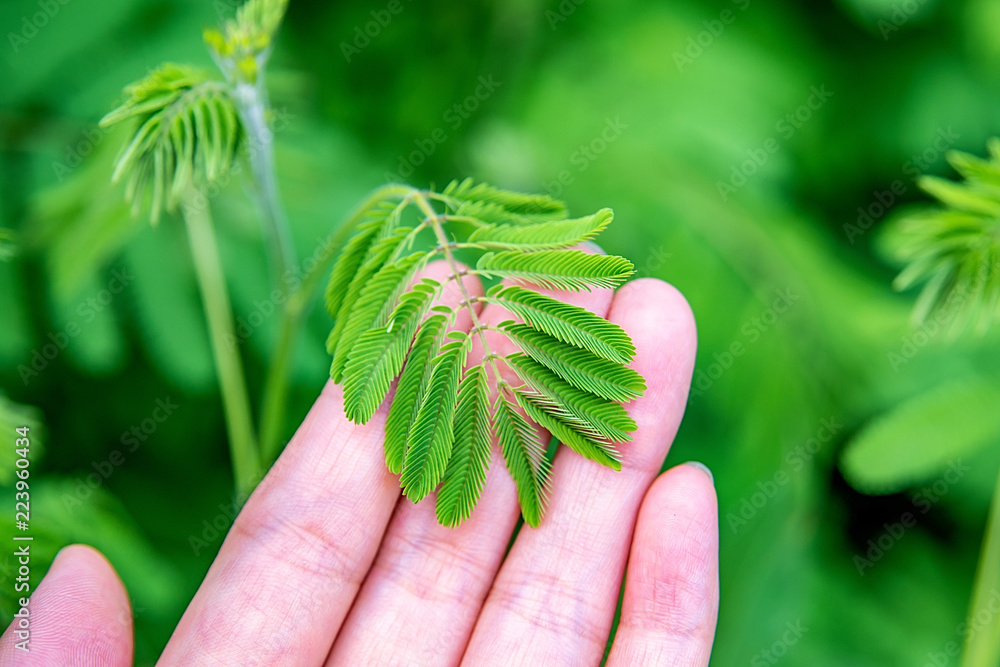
[3,0,1000,664]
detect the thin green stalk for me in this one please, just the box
[258,182,416,463]
[258,311,298,464]
[235,78,296,282]
[416,191,507,393]
[183,191,261,498]
[962,465,1000,666]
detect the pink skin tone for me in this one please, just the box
[1,263,718,666]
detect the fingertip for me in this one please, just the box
[614,278,697,351]
[605,279,697,471]
[50,544,134,631]
[0,544,134,666]
[642,463,718,523]
[607,464,718,666]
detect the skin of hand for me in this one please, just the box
[0,262,718,667]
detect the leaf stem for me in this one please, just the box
[414,191,508,393]
[234,79,296,282]
[182,190,261,498]
[962,464,1000,666]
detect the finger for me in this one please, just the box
[462,278,697,665]
[607,464,719,667]
[327,249,615,666]
[0,545,133,666]
[159,261,482,666]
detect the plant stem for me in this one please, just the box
[182,191,261,498]
[415,192,507,392]
[234,79,296,282]
[257,183,416,463]
[258,311,297,464]
[962,465,1000,666]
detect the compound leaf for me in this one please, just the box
[442,177,566,218]
[495,395,551,527]
[384,315,448,473]
[507,353,636,442]
[436,366,492,527]
[504,324,645,402]
[476,250,633,292]
[515,390,621,470]
[468,208,613,250]
[491,284,634,363]
[400,336,468,502]
[325,200,398,319]
[329,229,420,381]
[342,280,437,424]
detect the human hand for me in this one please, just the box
[1,268,718,666]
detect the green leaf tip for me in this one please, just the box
[884,137,1000,335]
[324,182,647,527]
[101,64,241,224]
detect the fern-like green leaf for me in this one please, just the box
[400,336,468,502]
[436,366,493,526]
[507,353,636,442]
[323,182,646,527]
[100,64,240,223]
[884,138,1000,334]
[491,285,634,363]
[442,177,566,218]
[504,324,645,402]
[384,315,448,473]
[342,280,437,424]
[328,227,415,380]
[495,395,551,527]
[515,390,621,470]
[325,201,398,320]
[476,250,633,292]
[330,249,424,382]
[468,208,613,250]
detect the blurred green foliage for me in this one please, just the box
[1,0,999,664]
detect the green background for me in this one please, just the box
[2,0,1000,663]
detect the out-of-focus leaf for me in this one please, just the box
[27,130,139,303]
[841,379,1000,494]
[48,270,127,376]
